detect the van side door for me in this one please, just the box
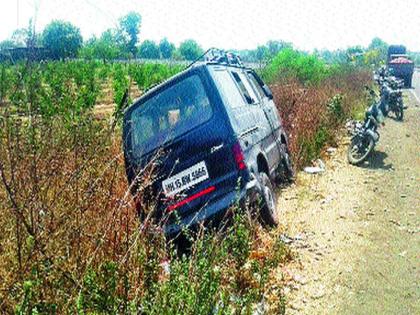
[247,71,281,132]
[245,70,283,170]
[230,70,281,174]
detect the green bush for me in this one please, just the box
[128,63,182,91]
[299,126,332,163]
[262,48,330,85]
[112,63,130,106]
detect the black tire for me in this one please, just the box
[258,172,278,227]
[347,134,375,165]
[395,107,404,121]
[407,74,412,88]
[280,143,295,182]
[395,100,404,121]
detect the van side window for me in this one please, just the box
[211,68,250,133]
[231,71,257,104]
[247,71,266,99]
[212,69,246,109]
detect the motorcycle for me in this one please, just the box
[382,77,404,121]
[373,66,387,85]
[347,88,385,165]
[374,69,404,121]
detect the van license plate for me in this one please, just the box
[162,161,209,197]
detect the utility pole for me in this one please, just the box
[17,0,20,28]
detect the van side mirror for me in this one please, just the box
[263,85,273,100]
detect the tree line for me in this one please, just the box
[0,10,409,67]
[0,12,205,62]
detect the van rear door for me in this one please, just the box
[123,68,243,221]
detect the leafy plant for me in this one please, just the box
[262,48,330,85]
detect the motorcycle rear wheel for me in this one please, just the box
[347,134,375,165]
[395,106,404,121]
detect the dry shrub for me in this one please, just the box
[0,114,150,312]
[0,112,289,313]
[271,69,371,168]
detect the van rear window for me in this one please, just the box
[129,75,212,156]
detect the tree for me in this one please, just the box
[368,37,388,65]
[0,21,38,50]
[314,48,347,64]
[80,34,120,62]
[266,40,291,57]
[42,20,82,59]
[138,40,160,59]
[0,40,16,50]
[346,46,364,64]
[363,49,381,67]
[81,29,121,62]
[118,12,141,56]
[255,45,269,63]
[178,39,203,60]
[10,28,29,47]
[159,38,175,59]
[97,30,121,60]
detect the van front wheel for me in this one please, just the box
[258,172,279,227]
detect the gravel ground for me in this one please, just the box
[276,91,419,314]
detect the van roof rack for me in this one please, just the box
[185,48,244,69]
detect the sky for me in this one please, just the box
[1,0,420,51]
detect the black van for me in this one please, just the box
[123,52,293,236]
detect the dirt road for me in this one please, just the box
[277,91,419,314]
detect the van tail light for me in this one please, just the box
[167,186,216,212]
[232,142,246,170]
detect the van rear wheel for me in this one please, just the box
[258,172,278,227]
[281,144,295,181]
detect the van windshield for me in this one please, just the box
[129,74,212,156]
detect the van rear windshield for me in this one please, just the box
[129,74,212,156]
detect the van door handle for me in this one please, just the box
[239,126,259,138]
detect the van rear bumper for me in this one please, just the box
[164,178,259,236]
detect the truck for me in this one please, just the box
[387,45,414,88]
